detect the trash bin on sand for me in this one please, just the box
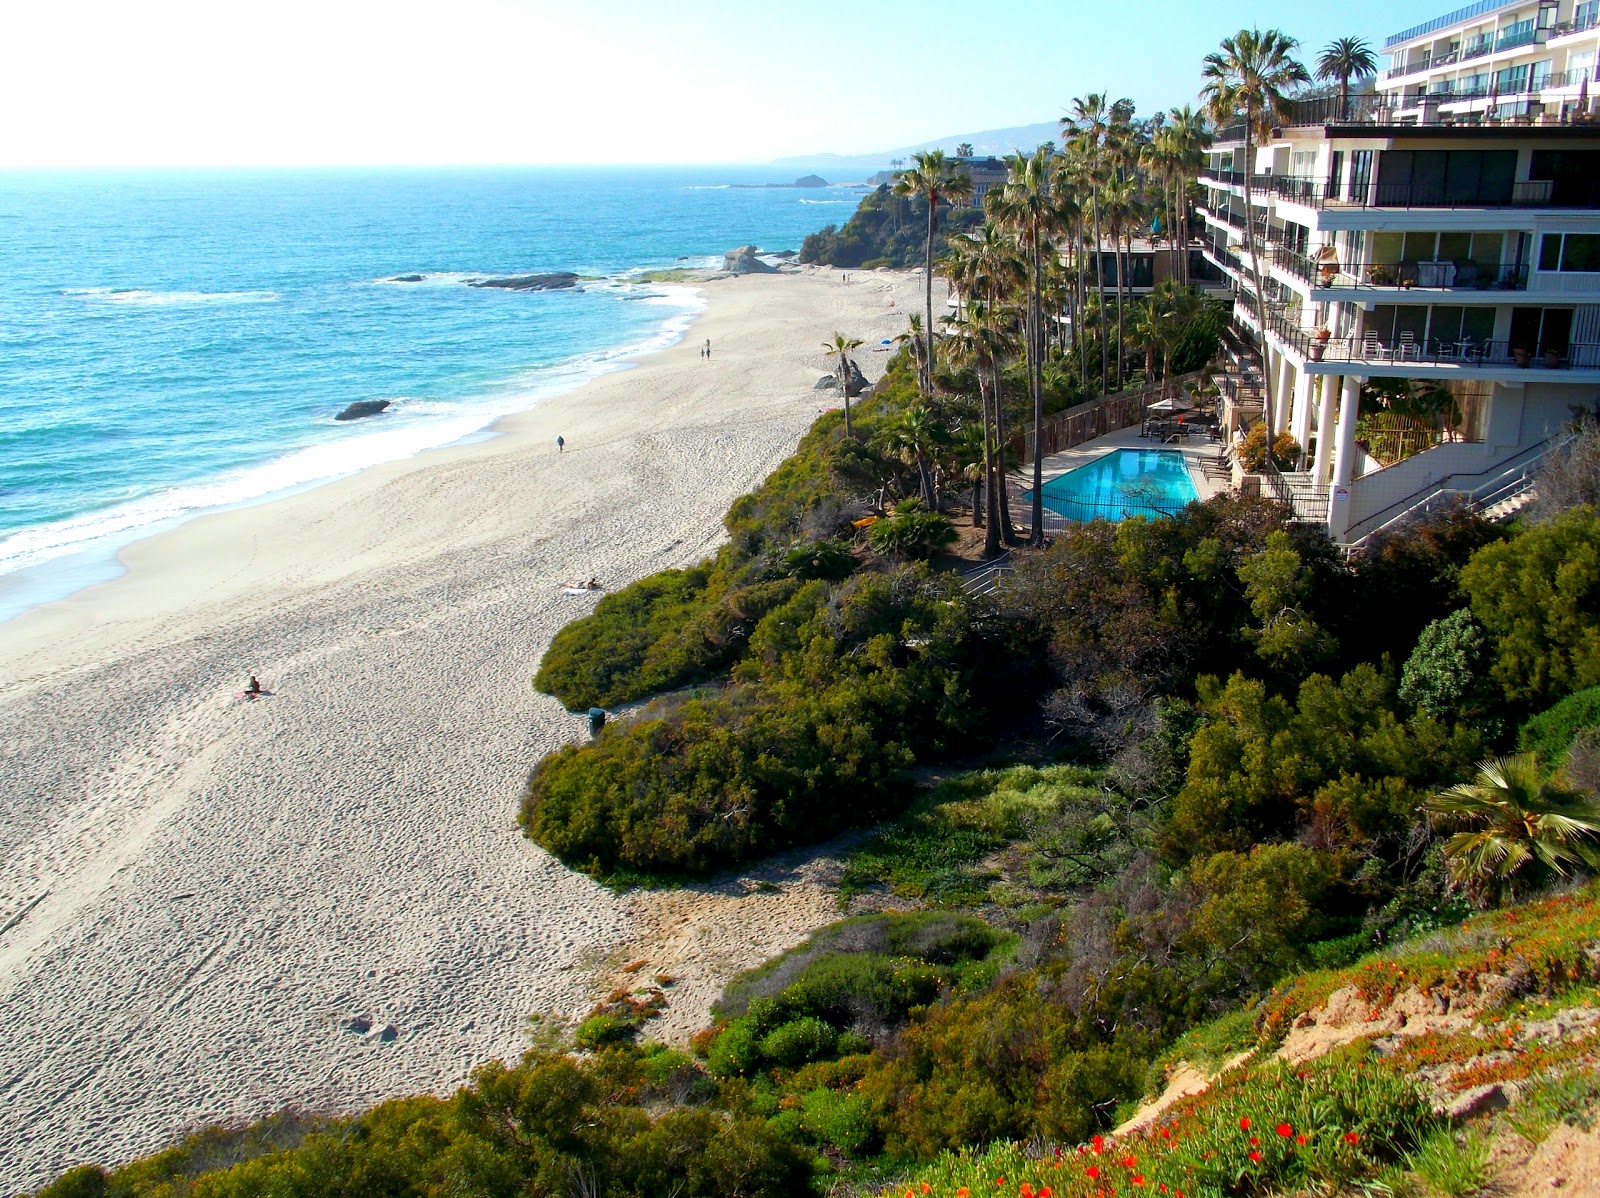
[587,707,607,736]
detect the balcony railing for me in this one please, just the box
[1495,24,1539,51]
[1270,246,1531,291]
[1266,173,1585,209]
[1246,302,1600,369]
[1552,12,1600,36]
[1461,37,1496,60]
[1386,0,1517,49]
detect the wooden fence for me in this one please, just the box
[1011,371,1209,463]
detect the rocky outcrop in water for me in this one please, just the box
[390,274,425,283]
[335,399,391,422]
[723,247,777,274]
[468,273,581,292]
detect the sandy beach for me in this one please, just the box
[0,265,927,1190]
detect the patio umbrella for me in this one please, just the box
[1148,397,1196,413]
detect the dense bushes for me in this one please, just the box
[38,1048,814,1198]
[799,186,981,269]
[523,568,1006,875]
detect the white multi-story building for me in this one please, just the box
[1197,0,1600,544]
[1383,0,1598,126]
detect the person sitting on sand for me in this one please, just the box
[245,675,263,696]
[586,577,600,589]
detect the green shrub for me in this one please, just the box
[867,500,958,559]
[1519,684,1600,770]
[574,1013,638,1051]
[799,1087,875,1155]
[1400,608,1493,720]
[1462,506,1600,708]
[759,1017,839,1068]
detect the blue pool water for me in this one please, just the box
[1024,449,1199,523]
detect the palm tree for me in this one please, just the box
[956,142,975,158]
[1164,106,1212,285]
[943,224,1025,549]
[1201,29,1310,446]
[823,332,864,436]
[895,150,974,394]
[990,146,1060,546]
[1316,37,1378,121]
[1062,95,1135,395]
[1425,754,1600,905]
[884,405,946,508]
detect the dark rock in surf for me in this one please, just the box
[468,273,581,292]
[335,399,391,422]
[391,274,425,283]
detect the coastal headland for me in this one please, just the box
[0,266,925,1189]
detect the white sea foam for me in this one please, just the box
[0,282,706,596]
[796,199,854,205]
[61,287,280,307]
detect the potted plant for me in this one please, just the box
[1309,326,1332,361]
[1545,348,1562,368]
[1513,345,1532,367]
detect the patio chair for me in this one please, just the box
[1398,331,1420,361]
[1361,332,1389,361]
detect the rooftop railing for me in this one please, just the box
[1386,0,1519,49]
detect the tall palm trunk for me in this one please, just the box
[1028,229,1046,547]
[993,360,1020,545]
[1091,184,1108,392]
[1113,224,1127,392]
[979,372,1001,556]
[922,192,938,394]
[1241,126,1276,441]
[1072,221,1089,396]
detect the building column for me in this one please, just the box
[1289,369,1314,457]
[1314,374,1338,481]
[1275,353,1295,434]
[1328,375,1364,537]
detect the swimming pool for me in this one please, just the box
[1022,448,1199,523]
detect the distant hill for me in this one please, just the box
[772,119,1062,178]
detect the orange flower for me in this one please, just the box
[957,1189,969,1197]
[922,1187,931,1196]
[1344,1132,1360,1145]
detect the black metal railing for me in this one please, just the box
[1265,173,1589,210]
[1270,246,1530,291]
[1245,303,1600,369]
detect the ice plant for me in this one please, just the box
[1275,1123,1293,1138]
[1248,1150,1263,1163]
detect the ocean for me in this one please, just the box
[0,167,862,621]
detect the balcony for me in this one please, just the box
[1267,173,1585,210]
[1494,23,1539,51]
[1271,245,1530,291]
[1246,302,1600,371]
[1460,36,1496,61]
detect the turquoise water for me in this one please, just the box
[1025,449,1199,522]
[0,167,857,619]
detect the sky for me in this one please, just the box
[1,0,1434,168]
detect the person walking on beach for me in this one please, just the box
[704,338,711,359]
[556,435,565,453]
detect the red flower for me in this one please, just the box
[1249,1138,1259,1147]
[1296,1135,1307,1146]
[1092,1135,1105,1154]
[1122,1156,1137,1169]
[1239,1118,1251,1130]
[1087,1167,1101,1180]
[1021,1185,1034,1198]
[1040,1189,1053,1198]
[1275,1124,1293,1139]
[1248,1151,1263,1163]
[922,1186,931,1196]
[1132,1177,1144,1188]
[1344,1132,1361,1145]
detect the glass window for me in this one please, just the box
[1430,306,1466,346]
[1404,231,1439,261]
[1470,232,1504,268]
[1564,234,1600,270]
[1438,232,1473,262]
[1543,233,1600,271]
[1372,231,1406,265]
[1462,308,1496,343]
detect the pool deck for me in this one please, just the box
[1006,424,1232,531]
